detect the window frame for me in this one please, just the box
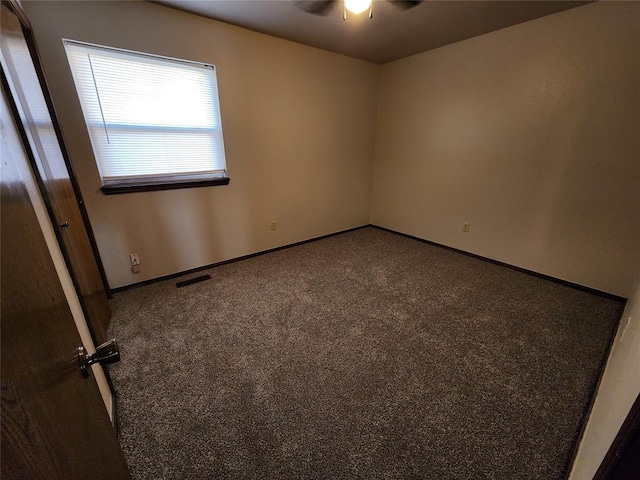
[62,40,230,195]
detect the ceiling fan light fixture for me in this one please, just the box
[345,0,372,15]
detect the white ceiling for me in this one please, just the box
[154,0,591,64]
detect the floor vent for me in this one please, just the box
[176,274,212,288]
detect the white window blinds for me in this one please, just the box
[63,40,227,185]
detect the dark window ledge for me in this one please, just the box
[100,176,230,195]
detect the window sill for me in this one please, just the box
[100,176,230,195]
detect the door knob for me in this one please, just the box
[77,339,120,379]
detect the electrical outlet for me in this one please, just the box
[462,222,470,232]
[129,253,141,266]
[270,221,277,232]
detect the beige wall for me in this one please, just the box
[371,1,640,297]
[26,1,639,296]
[24,0,379,288]
[570,276,640,479]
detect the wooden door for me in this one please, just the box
[594,393,640,480]
[1,74,131,480]
[1,1,111,345]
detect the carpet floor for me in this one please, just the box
[107,227,623,479]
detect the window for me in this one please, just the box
[63,40,228,194]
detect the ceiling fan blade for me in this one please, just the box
[389,0,423,10]
[294,1,337,16]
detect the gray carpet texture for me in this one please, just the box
[107,227,623,479]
